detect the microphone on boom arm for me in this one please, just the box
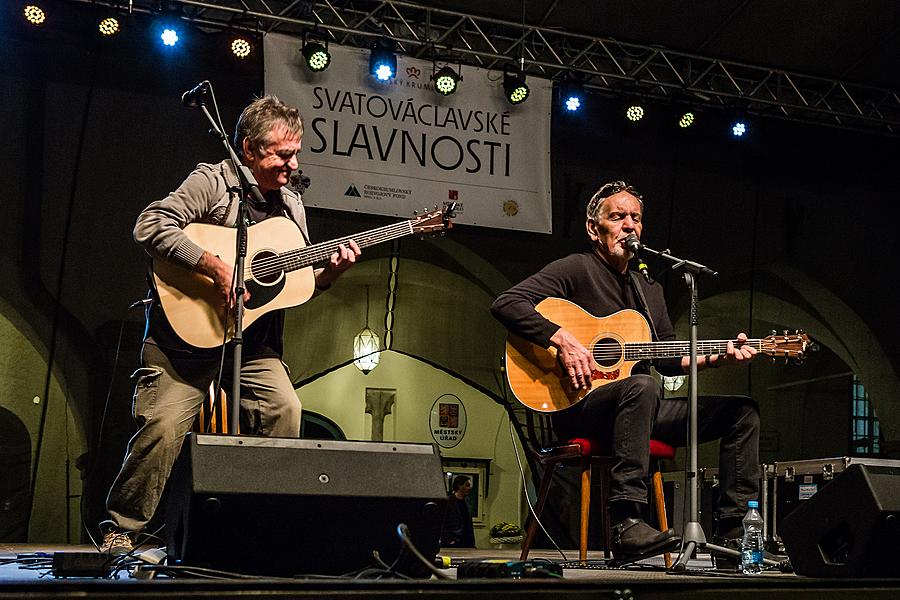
[625,234,651,283]
[181,81,211,109]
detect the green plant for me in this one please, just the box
[489,521,522,538]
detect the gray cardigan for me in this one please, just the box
[134,159,311,270]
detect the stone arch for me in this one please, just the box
[673,263,898,449]
[0,297,87,541]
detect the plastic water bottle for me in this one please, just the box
[740,500,765,575]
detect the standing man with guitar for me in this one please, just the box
[491,181,760,563]
[100,96,360,553]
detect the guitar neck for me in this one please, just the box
[618,339,764,361]
[278,220,414,273]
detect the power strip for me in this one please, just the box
[51,552,113,578]
[456,559,563,579]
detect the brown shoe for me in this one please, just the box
[100,528,134,554]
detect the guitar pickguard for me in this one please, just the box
[245,276,285,310]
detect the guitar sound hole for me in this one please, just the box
[250,250,282,284]
[593,337,623,367]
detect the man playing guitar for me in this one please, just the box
[491,181,759,564]
[100,96,360,553]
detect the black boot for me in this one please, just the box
[712,517,743,571]
[611,517,680,559]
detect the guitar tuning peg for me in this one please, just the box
[770,329,777,336]
[783,329,789,336]
[413,209,418,215]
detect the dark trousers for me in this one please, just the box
[552,374,760,522]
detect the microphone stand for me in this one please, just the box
[639,245,780,572]
[195,98,266,434]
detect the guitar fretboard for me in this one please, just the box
[593,340,764,361]
[248,221,414,280]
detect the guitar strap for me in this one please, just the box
[628,272,661,343]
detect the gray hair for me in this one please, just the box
[586,180,644,221]
[234,95,303,158]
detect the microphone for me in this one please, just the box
[624,233,642,255]
[181,81,210,109]
[624,234,651,283]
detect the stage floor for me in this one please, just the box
[2,543,898,599]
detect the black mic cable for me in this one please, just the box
[625,233,651,283]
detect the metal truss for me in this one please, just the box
[75,0,900,136]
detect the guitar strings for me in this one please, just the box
[590,340,768,360]
[246,221,413,280]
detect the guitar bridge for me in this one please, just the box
[593,369,620,381]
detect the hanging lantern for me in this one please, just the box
[353,286,380,373]
[353,326,381,374]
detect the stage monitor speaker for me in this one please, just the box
[780,463,900,577]
[165,433,447,577]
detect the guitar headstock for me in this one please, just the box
[760,330,815,363]
[410,203,456,235]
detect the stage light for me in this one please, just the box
[369,40,397,81]
[503,70,529,105]
[231,37,252,59]
[678,112,695,128]
[98,17,120,37]
[301,41,331,72]
[559,77,585,113]
[626,104,645,122]
[160,27,179,47]
[732,120,747,137]
[433,66,460,96]
[23,4,47,26]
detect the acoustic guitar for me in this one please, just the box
[505,297,812,413]
[152,205,454,348]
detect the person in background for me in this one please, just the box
[441,475,476,548]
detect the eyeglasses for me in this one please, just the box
[587,181,643,218]
[595,181,641,200]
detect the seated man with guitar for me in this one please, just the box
[491,180,760,562]
[100,96,360,553]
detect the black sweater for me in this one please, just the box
[490,251,683,377]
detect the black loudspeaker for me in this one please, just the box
[165,433,447,577]
[780,464,900,577]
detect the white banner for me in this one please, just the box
[264,34,552,233]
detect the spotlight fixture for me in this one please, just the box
[433,65,460,96]
[626,104,645,122]
[160,27,179,47]
[301,40,331,72]
[731,120,747,137]
[503,69,530,105]
[678,111,695,128]
[559,77,585,113]
[98,16,120,36]
[369,39,397,81]
[23,4,47,26]
[231,37,252,59]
